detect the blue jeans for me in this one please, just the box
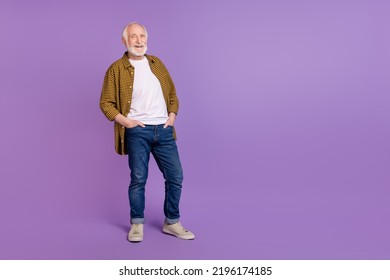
[125,125,183,225]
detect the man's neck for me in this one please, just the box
[127,53,144,60]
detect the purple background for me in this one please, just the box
[1,0,389,259]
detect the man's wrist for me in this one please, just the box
[114,114,127,126]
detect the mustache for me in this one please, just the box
[127,45,148,56]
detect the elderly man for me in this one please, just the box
[100,22,194,242]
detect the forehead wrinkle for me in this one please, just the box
[127,25,146,34]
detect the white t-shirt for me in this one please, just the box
[127,57,168,125]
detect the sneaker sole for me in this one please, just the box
[127,235,144,242]
[128,236,143,242]
[162,228,195,240]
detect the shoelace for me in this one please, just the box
[173,222,188,233]
[133,225,141,234]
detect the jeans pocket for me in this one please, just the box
[125,126,140,136]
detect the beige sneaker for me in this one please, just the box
[163,222,195,240]
[128,224,143,242]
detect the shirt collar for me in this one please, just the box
[121,52,155,69]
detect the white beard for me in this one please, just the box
[128,45,147,57]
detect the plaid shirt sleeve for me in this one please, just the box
[100,66,121,121]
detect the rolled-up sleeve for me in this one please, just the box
[100,67,120,121]
[166,70,179,115]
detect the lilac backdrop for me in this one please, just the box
[0,0,389,259]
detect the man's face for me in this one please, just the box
[124,24,148,57]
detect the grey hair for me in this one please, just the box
[121,22,148,40]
